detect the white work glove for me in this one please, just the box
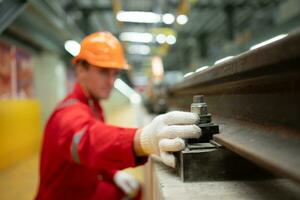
[113,171,140,198]
[140,111,201,168]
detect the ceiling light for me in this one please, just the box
[129,93,142,104]
[128,44,151,55]
[64,40,80,56]
[116,11,161,23]
[151,56,164,80]
[166,35,176,45]
[250,34,288,50]
[162,13,175,24]
[114,78,141,104]
[177,15,188,25]
[120,32,153,43]
[156,34,166,44]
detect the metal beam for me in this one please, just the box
[213,116,300,185]
[170,30,300,94]
[0,0,28,34]
[168,28,300,185]
[224,3,235,40]
[1,28,42,52]
[30,0,83,40]
[79,6,113,13]
[197,33,208,58]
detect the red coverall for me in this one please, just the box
[35,83,147,200]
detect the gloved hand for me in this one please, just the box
[113,171,140,198]
[140,111,201,168]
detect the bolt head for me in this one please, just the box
[193,95,204,103]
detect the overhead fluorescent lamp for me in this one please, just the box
[214,56,234,65]
[120,32,153,43]
[156,34,176,44]
[162,13,175,24]
[64,40,80,56]
[166,35,176,45]
[156,34,166,44]
[195,66,209,72]
[177,15,188,25]
[117,11,161,23]
[151,56,164,80]
[184,72,194,78]
[114,78,133,98]
[250,34,288,50]
[128,44,151,55]
[114,78,141,104]
[129,93,142,104]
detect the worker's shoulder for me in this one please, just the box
[45,97,93,127]
[54,98,90,113]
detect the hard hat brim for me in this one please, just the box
[72,57,130,70]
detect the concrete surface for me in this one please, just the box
[147,157,300,200]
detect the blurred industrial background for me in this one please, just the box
[1,0,300,199]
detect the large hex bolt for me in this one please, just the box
[188,95,219,143]
[191,95,211,124]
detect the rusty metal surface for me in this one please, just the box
[175,143,275,182]
[170,28,300,93]
[168,28,300,185]
[213,116,300,185]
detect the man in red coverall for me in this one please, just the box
[35,32,201,200]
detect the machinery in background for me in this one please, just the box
[143,80,168,114]
[143,70,183,114]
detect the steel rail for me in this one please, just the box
[168,28,300,185]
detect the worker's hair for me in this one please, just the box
[76,60,90,70]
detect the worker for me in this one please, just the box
[35,32,201,200]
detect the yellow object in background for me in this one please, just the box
[0,99,42,170]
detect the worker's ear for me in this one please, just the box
[75,63,89,80]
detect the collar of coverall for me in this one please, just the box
[72,82,105,121]
[73,82,100,106]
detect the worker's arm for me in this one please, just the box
[52,103,146,171]
[100,169,118,182]
[53,104,200,170]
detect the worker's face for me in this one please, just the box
[77,63,120,100]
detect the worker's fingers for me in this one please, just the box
[162,111,199,125]
[127,180,140,198]
[114,171,139,196]
[159,138,185,152]
[159,138,185,168]
[158,124,201,139]
[127,179,140,191]
[160,151,176,168]
[120,181,132,195]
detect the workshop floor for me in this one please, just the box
[0,102,151,200]
[0,154,39,200]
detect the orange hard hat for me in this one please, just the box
[72,32,129,70]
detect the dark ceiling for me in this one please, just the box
[1,0,300,73]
